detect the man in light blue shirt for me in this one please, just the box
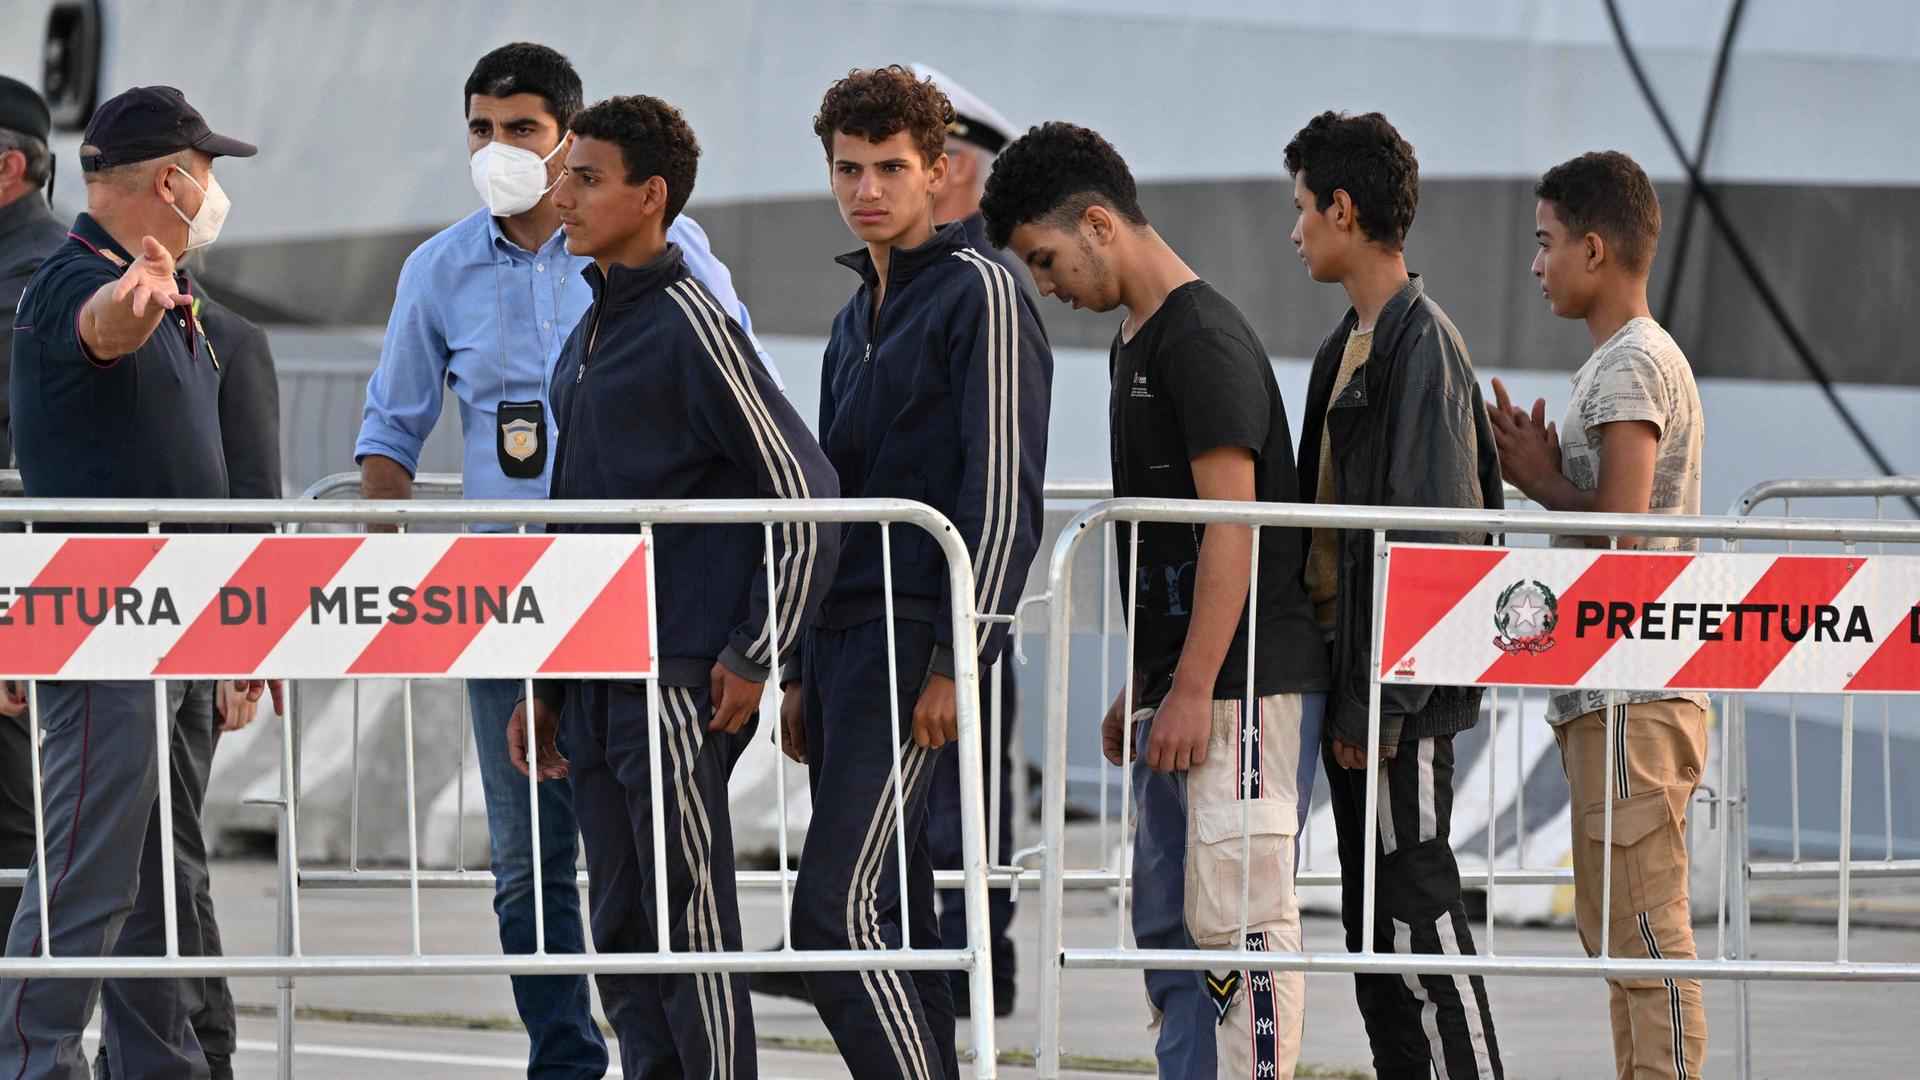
[353,43,776,1080]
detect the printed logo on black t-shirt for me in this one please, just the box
[1130,371,1151,399]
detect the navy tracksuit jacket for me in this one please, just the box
[539,243,839,1080]
[790,221,1051,1079]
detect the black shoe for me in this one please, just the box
[749,966,814,1003]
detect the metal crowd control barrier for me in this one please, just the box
[288,471,1115,909]
[1032,497,1920,1080]
[1043,480,1554,917]
[1722,475,1920,1078]
[0,496,1003,1079]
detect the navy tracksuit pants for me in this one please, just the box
[792,618,959,1080]
[926,662,1016,1005]
[564,680,757,1080]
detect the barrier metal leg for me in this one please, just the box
[1360,531,1385,954]
[1035,523,1083,1078]
[1116,530,1141,949]
[349,682,360,871]
[956,639,999,1077]
[27,681,50,958]
[1838,693,1854,962]
[155,681,181,959]
[402,679,423,954]
[276,681,302,1079]
[642,524,671,956]
[1486,686,1499,952]
[1097,526,1114,874]
[763,523,796,941]
[1731,691,1753,1079]
[521,524,547,957]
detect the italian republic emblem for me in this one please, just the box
[1493,579,1558,654]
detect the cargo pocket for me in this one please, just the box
[1186,799,1297,947]
[1584,788,1684,922]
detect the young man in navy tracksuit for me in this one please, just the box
[780,66,1051,1079]
[510,94,839,1080]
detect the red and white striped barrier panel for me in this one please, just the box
[0,534,652,679]
[1379,544,1920,694]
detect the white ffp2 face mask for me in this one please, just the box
[169,167,229,252]
[470,137,566,217]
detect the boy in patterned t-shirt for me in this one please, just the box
[1488,150,1708,1080]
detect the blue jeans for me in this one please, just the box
[1131,691,1325,1078]
[468,678,608,1078]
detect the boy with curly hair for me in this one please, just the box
[1286,109,1504,1080]
[510,93,840,1079]
[983,120,1328,1080]
[780,65,1051,1079]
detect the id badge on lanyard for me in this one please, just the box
[497,398,546,478]
[490,257,551,480]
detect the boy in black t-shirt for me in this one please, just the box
[1286,111,1505,1080]
[984,122,1329,1080]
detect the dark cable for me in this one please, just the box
[1603,0,1913,497]
[1658,0,1748,324]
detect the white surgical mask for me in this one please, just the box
[168,167,229,252]
[470,137,566,217]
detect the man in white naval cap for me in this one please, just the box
[912,62,1037,306]
[913,60,1037,1018]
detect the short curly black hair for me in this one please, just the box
[979,122,1148,249]
[1283,111,1419,251]
[813,65,953,166]
[1535,151,1661,274]
[464,42,583,130]
[568,94,701,226]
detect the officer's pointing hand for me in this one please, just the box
[112,236,191,318]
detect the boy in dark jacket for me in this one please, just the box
[510,95,839,1080]
[1285,111,1505,1080]
[983,120,1330,1080]
[782,66,1050,1079]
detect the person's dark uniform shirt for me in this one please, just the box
[0,192,69,465]
[195,283,282,501]
[9,212,228,525]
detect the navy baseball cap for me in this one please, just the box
[79,85,256,172]
[0,75,50,142]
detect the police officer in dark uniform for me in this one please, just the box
[0,74,67,466]
[1,85,267,1080]
[913,63,1034,303]
[90,285,280,1080]
[0,73,66,948]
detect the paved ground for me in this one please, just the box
[174,839,1920,1079]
